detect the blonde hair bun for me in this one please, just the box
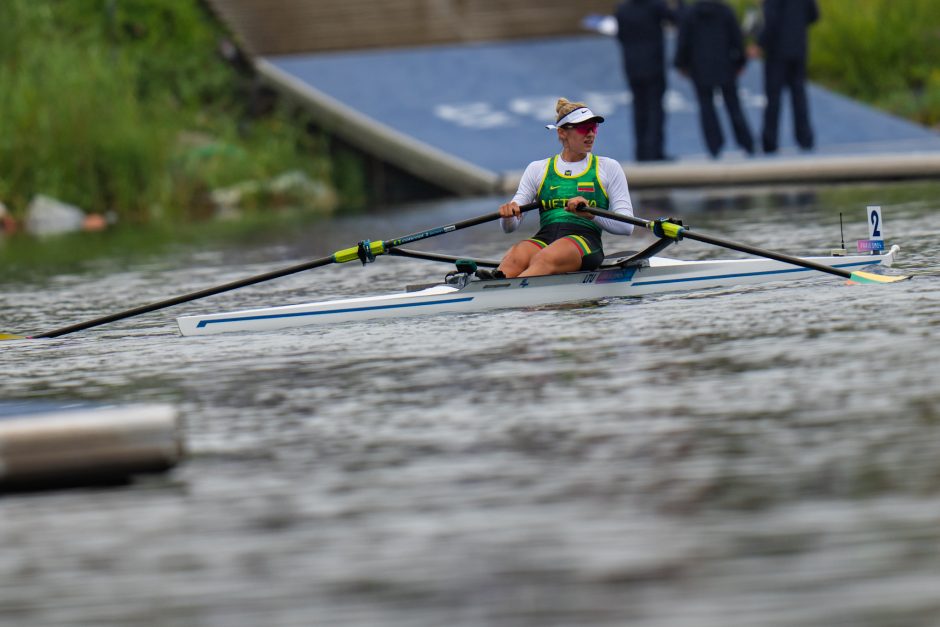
[555,97,588,122]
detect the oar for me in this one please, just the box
[2,202,540,340]
[581,206,911,284]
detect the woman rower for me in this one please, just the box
[493,97,635,278]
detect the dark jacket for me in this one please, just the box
[759,0,819,60]
[674,0,746,87]
[615,0,683,81]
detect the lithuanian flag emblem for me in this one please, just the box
[577,181,594,193]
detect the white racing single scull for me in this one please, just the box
[176,245,901,336]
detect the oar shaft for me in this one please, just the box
[32,255,337,338]
[582,206,854,280]
[332,201,540,263]
[682,229,852,279]
[385,201,539,248]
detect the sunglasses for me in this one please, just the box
[564,122,598,135]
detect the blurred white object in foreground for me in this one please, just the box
[0,403,182,492]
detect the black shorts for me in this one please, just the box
[526,223,604,271]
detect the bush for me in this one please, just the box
[0,0,333,224]
[810,1,940,98]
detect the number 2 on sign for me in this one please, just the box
[867,206,883,240]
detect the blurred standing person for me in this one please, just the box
[614,0,684,162]
[758,0,819,154]
[674,0,755,158]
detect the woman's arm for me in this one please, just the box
[502,159,546,232]
[595,158,635,236]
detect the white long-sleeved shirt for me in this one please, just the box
[500,154,634,236]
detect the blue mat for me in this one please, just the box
[266,35,940,173]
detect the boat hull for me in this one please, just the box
[176,250,898,336]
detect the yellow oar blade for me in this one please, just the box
[847,271,912,285]
[0,333,27,341]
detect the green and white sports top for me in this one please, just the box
[535,154,608,235]
[502,153,634,236]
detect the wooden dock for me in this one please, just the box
[204,0,614,55]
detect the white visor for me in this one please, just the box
[545,107,605,129]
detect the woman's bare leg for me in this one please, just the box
[498,241,541,278]
[519,239,582,277]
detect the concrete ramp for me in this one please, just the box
[257,35,940,194]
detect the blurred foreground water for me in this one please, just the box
[2,182,940,626]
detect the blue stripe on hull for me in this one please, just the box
[197,296,475,328]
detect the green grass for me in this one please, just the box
[0,0,335,225]
[810,0,940,126]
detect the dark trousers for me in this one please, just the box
[693,81,754,157]
[762,57,814,153]
[628,75,667,161]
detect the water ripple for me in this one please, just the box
[2,185,940,626]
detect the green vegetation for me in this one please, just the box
[731,0,940,127]
[0,0,335,225]
[810,0,940,127]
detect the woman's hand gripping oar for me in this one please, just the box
[579,205,912,284]
[1,202,540,340]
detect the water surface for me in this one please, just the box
[2,182,940,626]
